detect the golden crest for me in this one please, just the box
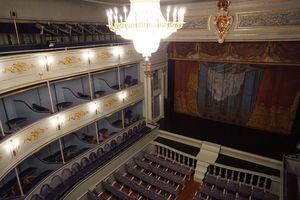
[24,128,48,143]
[58,56,81,65]
[3,62,35,74]
[0,154,3,160]
[68,111,89,121]
[99,52,113,59]
[214,0,233,43]
[104,97,118,107]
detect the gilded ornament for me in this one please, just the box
[214,0,233,43]
[129,89,139,97]
[3,62,35,74]
[144,68,154,77]
[104,98,118,107]
[68,111,89,121]
[24,128,48,143]
[99,52,113,59]
[58,56,81,65]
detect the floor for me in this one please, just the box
[177,178,201,200]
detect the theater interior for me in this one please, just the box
[0,0,299,200]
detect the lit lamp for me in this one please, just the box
[52,115,64,131]
[40,55,53,72]
[107,0,185,59]
[89,101,99,115]
[119,91,127,103]
[83,50,94,65]
[6,139,19,157]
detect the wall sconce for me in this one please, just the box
[112,47,123,57]
[5,139,20,157]
[118,91,127,102]
[52,115,64,131]
[89,101,99,115]
[40,55,53,72]
[83,50,94,65]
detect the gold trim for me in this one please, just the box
[104,97,118,107]
[24,128,48,143]
[99,52,113,59]
[3,62,35,74]
[68,111,89,121]
[58,56,81,65]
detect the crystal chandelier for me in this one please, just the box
[107,0,185,58]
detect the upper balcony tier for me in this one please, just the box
[0,43,142,94]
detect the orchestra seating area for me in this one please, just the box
[28,121,150,200]
[90,151,193,200]
[193,174,279,200]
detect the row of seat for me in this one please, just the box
[143,152,193,177]
[97,151,193,200]
[134,158,185,185]
[125,165,178,196]
[30,121,149,200]
[194,174,279,200]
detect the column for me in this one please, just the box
[143,60,154,123]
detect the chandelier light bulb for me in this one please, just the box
[107,0,185,58]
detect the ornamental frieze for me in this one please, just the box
[184,17,209,29]
[3,62,35,74]
[238,9,300,28]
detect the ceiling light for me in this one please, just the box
[107,0,185,59]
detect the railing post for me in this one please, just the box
[0,120,5,137]
[95,122,100,144]
[59,138,66,164]
[15,167,24,196]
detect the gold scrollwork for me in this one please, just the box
[3,62,35,74]
[58,56,81,65]
[68,111,89,121]
[104,98,118,107]
[99,52,113,59]
[214,0,233,43]
[24,128,48,143]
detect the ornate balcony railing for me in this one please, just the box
[0,83,144,180]
[0,44,142,94]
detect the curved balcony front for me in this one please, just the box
[0,83,144,181]
[0,44,141,94]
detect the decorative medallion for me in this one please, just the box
[99,52,113,59]
[0,155,3,160]
[3,62,35,74]
[214,0,233,43]
[24,128,48,143]
[68,111,89,121]
[58,56,81,65]
[104,97,118,108]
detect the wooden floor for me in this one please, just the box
[177,178,201,200]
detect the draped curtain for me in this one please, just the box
[172,42,300,134]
